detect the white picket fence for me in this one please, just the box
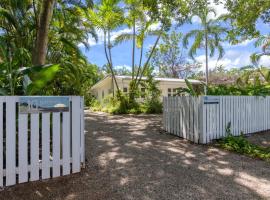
[163,96,270,144]
[0,96,84,187]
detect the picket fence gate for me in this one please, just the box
[163,96,270,144]
[0,96,85,187]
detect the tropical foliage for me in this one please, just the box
[217,123,270,161]
[183,3,227,87]
[0,0,99,98]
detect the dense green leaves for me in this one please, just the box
[0,0,99,96]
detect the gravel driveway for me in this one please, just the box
[0,111,270,200]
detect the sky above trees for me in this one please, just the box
[82,1,270,71]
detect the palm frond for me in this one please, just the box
[183,29,201,48]
[113,33,133,46]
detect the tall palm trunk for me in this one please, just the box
[135,28,163,87]
[33,0,55,65]
[205,27,209,93]
[104,31,120,97]
[132,17,135,80]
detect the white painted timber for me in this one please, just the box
[53,113,61,177]
[6,97,17,186]
[71,96,81,173]
[163,96,270,144]
[18,114,28,183]
[30,114,39,181]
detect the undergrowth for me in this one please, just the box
[218,123,270,161]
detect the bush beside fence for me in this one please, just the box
[163,96,270,144]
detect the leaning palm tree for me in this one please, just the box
[183,6,226,88]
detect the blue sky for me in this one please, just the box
[81,2,270,71]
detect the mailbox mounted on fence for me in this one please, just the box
[203,96,220,104]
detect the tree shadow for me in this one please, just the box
[0,111,270,200]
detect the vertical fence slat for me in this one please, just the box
[53,113,60,177]
[42,113,50,179]
[72,96,81,173]
[6,97,17,186]
[202,97,207,144]
[80,97,85,166]
[0,98,3,187]
[62,112,70,175]
[30,114,39,181]
[193,98,199,143]
[190,97,194,142]
[18,114,28,183]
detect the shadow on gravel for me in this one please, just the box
[0,111,270,200]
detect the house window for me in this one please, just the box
[123,87,128,93]
[141,88,145,98]
[168,88,177,96]
[102,90,104,98]
[173,88,177,96]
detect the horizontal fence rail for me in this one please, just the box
[163,96,270,144]
[0,96,85,187]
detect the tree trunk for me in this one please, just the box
[104,31,120,97]
[205,29,209,93]
[135,29,163,87]
[132,17,136,80]
[33,0,55,65]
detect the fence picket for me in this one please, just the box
[72,96,81,173]
[6,97,17,186]
[0,98,4,187]
[18,114,28,183]
[30,114,39,181]
[42,113,50,179]
[53,113,61,177]
[62,112,71,175]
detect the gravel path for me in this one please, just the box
[0,111,270,200]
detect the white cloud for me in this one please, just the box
[192,0,228,24]
[79,28,133,47]
[191,16,201,24]
[258,55,270,66]
[194,50,270,70]
[114,64,131,69]
[222,39,256,48]
[110,28,133,41]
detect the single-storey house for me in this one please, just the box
[90,75,202,101]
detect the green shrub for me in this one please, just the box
[218,123,270,161]
[141,99,162,114]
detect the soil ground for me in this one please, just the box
[0,111,270,200]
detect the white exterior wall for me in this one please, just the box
[158,81,188,97]
[91,76,197,101]
[92,78,113,101]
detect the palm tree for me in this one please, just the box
[183,6,226,88]
[251,34,270,65]
[87,0,124,95]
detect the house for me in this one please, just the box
[90,75,202,101]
